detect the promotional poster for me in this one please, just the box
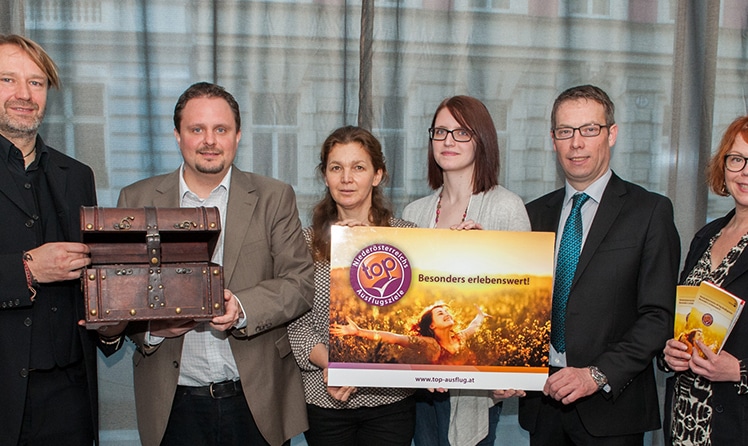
[327,226,555,390]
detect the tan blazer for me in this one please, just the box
[118,167,314,446]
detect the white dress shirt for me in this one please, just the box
[147,165,247,386]
[549,169,612,368]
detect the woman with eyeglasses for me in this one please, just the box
[662,115,748,446]
[403,95,530,446]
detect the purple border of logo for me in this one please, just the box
[349,243,412,307]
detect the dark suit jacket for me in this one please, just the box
[664,210,748,445]
[0,141,99,445]
[118,167,314,446]
[519,172,680,437]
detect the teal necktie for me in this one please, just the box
[551,193,590,353]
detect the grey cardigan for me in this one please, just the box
[402,185,531,445]
[403,185,530,231]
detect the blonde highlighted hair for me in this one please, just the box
[0,34,60,89]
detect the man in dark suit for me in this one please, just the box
[519,85,680,445]
[0,34,103,445]
[115,82,314,446]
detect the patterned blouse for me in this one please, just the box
[671,230,748,445]
[287,218,415,409]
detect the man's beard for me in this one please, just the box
[195,157,226,175]
[0,101,44,139]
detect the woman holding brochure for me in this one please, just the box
[662,115,748,445]
[402,95,530,446]
[287,126,416,446]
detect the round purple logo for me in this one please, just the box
[349,244,412,307]
[701,313,714,327]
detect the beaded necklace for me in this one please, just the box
[434,193,470,226]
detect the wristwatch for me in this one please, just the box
[588,366,608,390]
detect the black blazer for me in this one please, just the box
[0,142,99,445]
[519,173,680,436]
[665,210,748,445]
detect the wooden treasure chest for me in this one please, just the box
[81,206,224,323]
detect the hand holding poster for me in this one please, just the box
[327,226,555,390]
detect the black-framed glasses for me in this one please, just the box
[552,124,610,140]
[725,154,748,172]
[429,127,473,143]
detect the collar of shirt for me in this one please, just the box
[178,163,232,203]
[177,163,231,267]
[562,169,612,208]
[0,133,47,171]
[0,133,15,161]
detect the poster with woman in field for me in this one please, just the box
[327,225,555,390]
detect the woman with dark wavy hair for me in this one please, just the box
[411,302,481,365]
[288,125,416,446]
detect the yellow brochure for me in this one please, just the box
[677,281,744,356]
[674,285,698,340]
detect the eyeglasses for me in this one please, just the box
[429,127,473,143]
[552,124,610,140]
[725,154,748,172]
